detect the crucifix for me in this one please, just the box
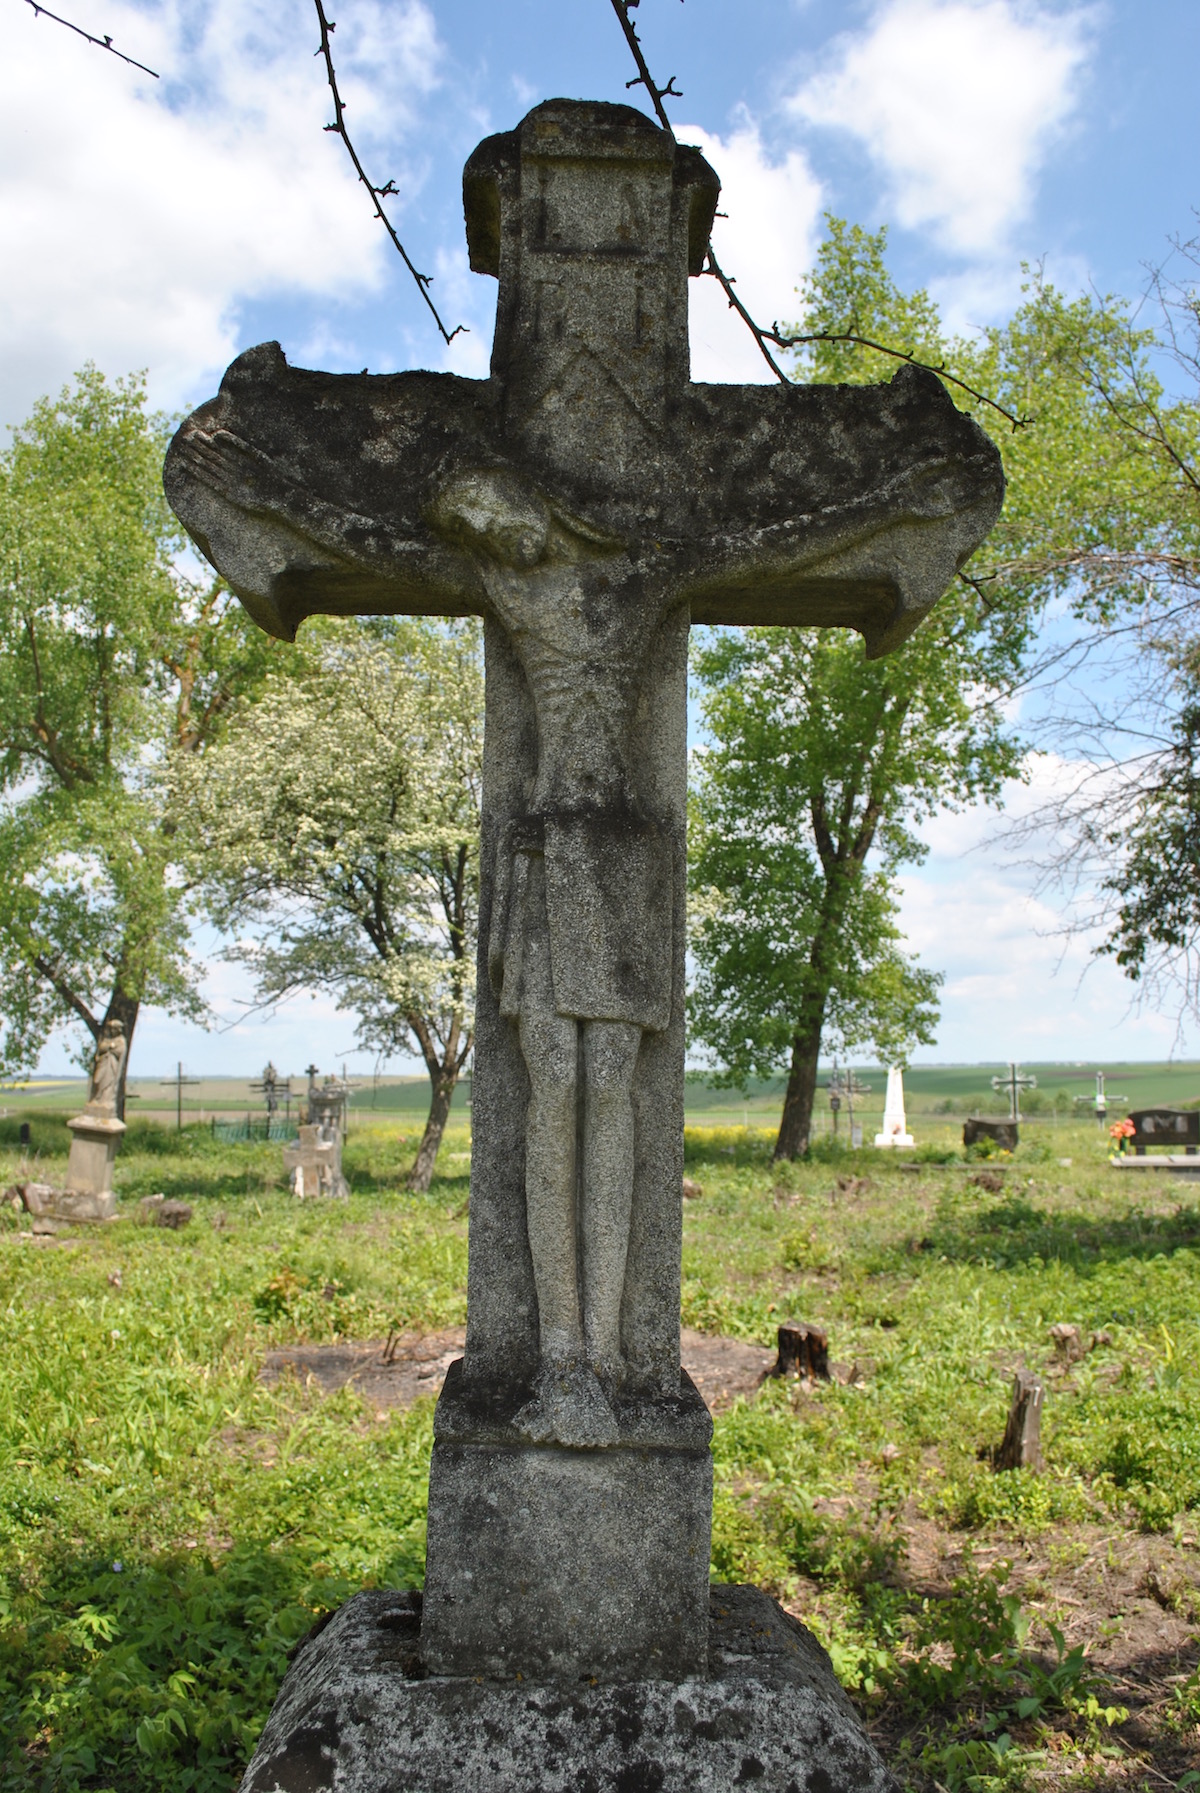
[166,99,1002,1684]
[992,1060,1037,1124]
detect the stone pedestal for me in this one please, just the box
[17,1180,118,1223]
[238,1584,898,1793]
[421,1362,712,1680]
[65,1112,126,1196]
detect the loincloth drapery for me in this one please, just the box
[488,810,674,1033]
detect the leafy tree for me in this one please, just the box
[1100,677,1200,1009]
[690,614,1020,1157]
[688,222,1028,1158]
[182,620,482,1191]
[0,368,277,1111]
[949,234,1200,1014]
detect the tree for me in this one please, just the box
[0,367,278,1113]
[183,619,482,1191]
[690,613,1020,1157]
[688,222,1029,1158]
[930,233,1200,1018]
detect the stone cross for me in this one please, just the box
[282,1121,349,1199]
[166,99,1002,1683]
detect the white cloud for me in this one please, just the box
[679,116,824,384]
[898,752,1190,1061]
[0,0,444,427]
[789,0,1092,257]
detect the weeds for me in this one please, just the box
[1,1117,1195,1789]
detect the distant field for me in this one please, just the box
[6,1060,1200,1145]
[5,1061,1200,1136]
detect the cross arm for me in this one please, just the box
[164,343,497,639]
[672,366,1005,657]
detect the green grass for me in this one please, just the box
[3,1116,1199,1789]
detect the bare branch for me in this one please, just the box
[607,0,679,134]
[770,327,1030,430]
[604,2,1026,426]
[20,0,158,77]
[313,0,465,347]
[702,243,790,383]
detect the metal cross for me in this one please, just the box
[160,1060,201,1132]
[991,1061,1036,1124]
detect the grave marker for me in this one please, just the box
[166,97,1003,1788]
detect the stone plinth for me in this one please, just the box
[65,1112,126,1197]
[18,1180,118,1223]
[421,1362,712,1680]
[238,1584,898,1793]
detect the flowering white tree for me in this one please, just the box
[184,619,482,1191]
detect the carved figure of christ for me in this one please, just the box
[165,99,1003,1450]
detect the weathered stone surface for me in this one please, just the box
[138,1194,193,1228]
[63,1117,125,1198]
[166,95,1005,1700]
[17,1181,117,1222]
[422,1362,711,1679]
[239,1584,898,1793]
[165,98,1002,1448]
[283,1122,350,1199]
[63,1019,128,1198]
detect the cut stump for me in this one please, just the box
[994,1369,1044,1471]
[771,1321,830,1383]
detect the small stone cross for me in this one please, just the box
[281,1121,348,1199]
[166,98,1003,1680]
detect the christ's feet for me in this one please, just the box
[513,1357,619,1448]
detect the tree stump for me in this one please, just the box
[994,1369,1043,1470]
[771,1321,830,1383]
[963,1117,1018,1153]
[1049,1322,1085,1365]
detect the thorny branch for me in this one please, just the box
[606,0,680,132]
[606,0,1028,430]
[20,0,158,77]
[313,0,465,347]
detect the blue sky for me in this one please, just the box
[5,0,1199,1079]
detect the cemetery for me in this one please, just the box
[4,1101,1200,1790]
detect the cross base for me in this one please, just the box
[421,1361,712,1679]
[15,1180,118,1224]
[237,1586,898,1793]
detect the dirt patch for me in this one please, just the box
[260,1326,775,1415]
[680,1327,776,1408]
[260,1327,466,1414]
[785,1492,1200,1785]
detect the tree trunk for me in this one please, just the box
[100,989,140,1123]
[407,1066,458,1193]
[770,1321,830,1382]
[774,1005,825,1160]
